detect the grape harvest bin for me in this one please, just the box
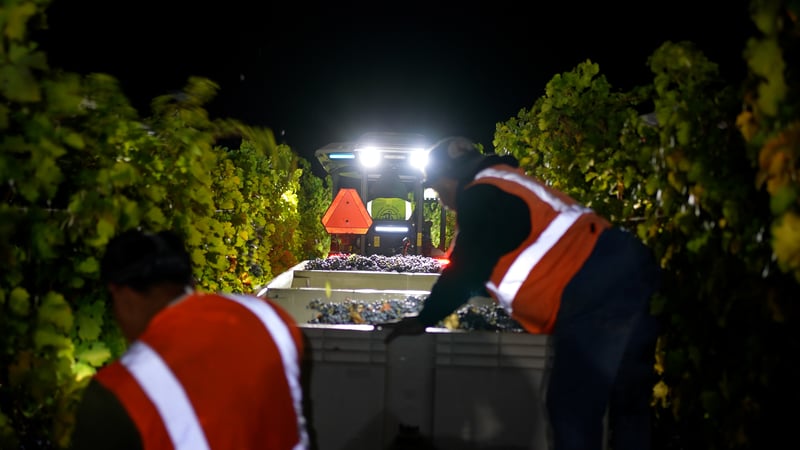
[259,262,555,450]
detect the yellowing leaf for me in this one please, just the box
[735,110,758,142]
[772,211,800,276]
[33,326,72,350]
[191,249,207,267]
[4,2,37,40]
[652,380,669,408]
[95,218,116,247]
[72,362,96,383]
[442,313,460,330]
[750,4,779,35]
[145,206,166,224]
[37,292,73,332]
[764,150,791,194]
[746,39,787,117]
[76,343,112,367]
[75,307,103,341]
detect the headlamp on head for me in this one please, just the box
[422,136,483,185]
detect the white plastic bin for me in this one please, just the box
[299,325,553,450]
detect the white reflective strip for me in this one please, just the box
[225,294,310,450]
[485,281,512,312]
[475,168,591,303]
[493,211,584,301]
[121,342,210,450]
[475,168,590,215]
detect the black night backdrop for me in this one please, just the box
[37,0,754,173]
[5,1,798,449]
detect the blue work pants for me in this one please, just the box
[546,227,662,450]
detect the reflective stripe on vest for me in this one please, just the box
[120,341,210,450]
[120,295,308,450]
[225,294,310,450]
[475,167,592,311]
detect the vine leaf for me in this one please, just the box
[75,342,111,368]
[37,292,73,333]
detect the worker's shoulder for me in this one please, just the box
[461,181,518,204]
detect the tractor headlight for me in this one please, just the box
[357,146,381,168]
[409,148,427,171]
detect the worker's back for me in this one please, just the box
[77,292,309,449]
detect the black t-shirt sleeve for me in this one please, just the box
[69,378,143,450]
[417,183,531,326]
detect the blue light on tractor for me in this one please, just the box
[328,152,355,160]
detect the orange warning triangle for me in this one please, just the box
[321,188,373,234]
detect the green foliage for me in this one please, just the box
[494,32,799,450]
[737,0,800,283]
[297,158,332,260]
[424,200,455,252]
[0,0,332,447]
[495,60,651,223]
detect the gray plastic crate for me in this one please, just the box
[300,325,553,450]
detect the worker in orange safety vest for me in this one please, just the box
[70,229,309,450]
[384,137,662,450]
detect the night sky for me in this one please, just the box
[36,0,755,175]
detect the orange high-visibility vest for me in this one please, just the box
[470,165,610,334]
[95,292,309,450]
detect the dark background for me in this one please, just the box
[35,0,755,175]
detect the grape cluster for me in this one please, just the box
[307,296,425,324]
[450,304,524,332]
[306,296,524,332]
[304,254,441,273]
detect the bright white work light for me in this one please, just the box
[358,146,381,168]
[409,148,427,170]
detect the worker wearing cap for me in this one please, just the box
[70,229,310,450]
[384,137,662,450]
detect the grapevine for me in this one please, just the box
[494,14,800,449]
[0,1,331,447]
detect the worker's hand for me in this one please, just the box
[380,316,426,344]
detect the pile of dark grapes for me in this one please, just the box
[307,295,525,332]
[307,296,426,325]
[304,254,441,273]
[451,304,524,332]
